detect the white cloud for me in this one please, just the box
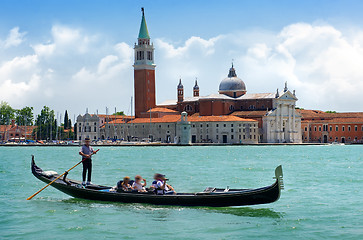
[33,25,95,57]
[1,27,26,49]
[1,22,363,117]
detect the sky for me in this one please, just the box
[1,0,363,122]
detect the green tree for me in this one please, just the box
[113,111,125,116]
[64,110,69,129]
[34,106,57,140]
[15,106,34,126]
[0,101,15,125]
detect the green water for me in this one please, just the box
[1,145,362,239]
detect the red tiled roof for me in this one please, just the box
[0,125,36,134]
[107,118,133,124]
[0,125,11,132]
[146,107,178,113]
[130,115,181,124]
[297,109,363,119]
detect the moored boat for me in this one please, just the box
[30,156,284,207]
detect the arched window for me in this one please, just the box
[229,105,235,111]
[184,105,193,111]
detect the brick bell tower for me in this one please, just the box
[134,8,156,118]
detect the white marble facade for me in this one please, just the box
[262,89,302,143]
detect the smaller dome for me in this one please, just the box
[218,65,246,98]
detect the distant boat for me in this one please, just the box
[331,142,345,146]
[30,157,284,207]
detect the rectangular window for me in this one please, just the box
[243,135,246,139]
[231,124,233,127]
[254,135,256,139]
[239,135,241,139]
[336,126,338,131]
[223,124,226,127]
[319,126,321,131]
[305,127,307,131]
[216,124,219,127]
[231,135,234,139]
[329,126,332,132]
[231,129,234,132]
[216,135,219,140]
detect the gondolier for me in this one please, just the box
[79,137,98,185]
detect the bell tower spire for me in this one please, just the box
[134,8,156,118]
[193,78,199,97]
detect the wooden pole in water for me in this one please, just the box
[26,149,99,200]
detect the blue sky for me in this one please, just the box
[1,0,363,119]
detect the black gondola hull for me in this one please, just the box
[31,158,283,207]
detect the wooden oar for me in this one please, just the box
[27,149,99,200]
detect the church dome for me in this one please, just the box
[218,65,246,98]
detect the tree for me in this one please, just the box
[15,106,34,126]
[34,106,57,140]
[0,101,15,125]
[113,111,125,116]
[64,110,69,129]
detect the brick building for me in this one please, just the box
[299,110,363,143]
[0,120,36,142]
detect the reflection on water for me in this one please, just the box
[60,198,282,218]
[206,207,283,218]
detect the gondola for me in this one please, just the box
[30,156,284,207]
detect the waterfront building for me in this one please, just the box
[102,112,258,144]
[76,113,133,141]
[0,120,36,142]
[299,110,363,143]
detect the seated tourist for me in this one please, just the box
[120,176,133,191]
[150,173,175,194]
[132,175,147,192]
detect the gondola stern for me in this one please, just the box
[274,165,284,191]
